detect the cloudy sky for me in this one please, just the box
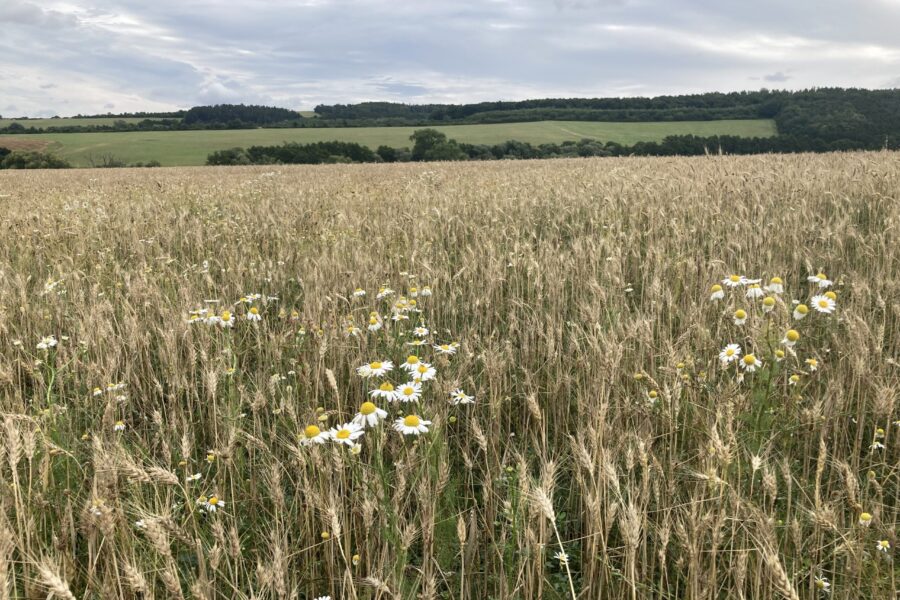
[2,0,899,116]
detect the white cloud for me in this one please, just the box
[1,0,898,116]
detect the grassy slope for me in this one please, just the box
[0,119,776,166]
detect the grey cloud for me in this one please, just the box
[764,72,792,82]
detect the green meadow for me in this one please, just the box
[0,119,777,166]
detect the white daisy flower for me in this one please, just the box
[811,295,836,314]
[408,287,419,298]
[782,329,800,347]
[741,354,762,373]
[329,422,364,446]
[202,495,224,513]
[554,551,569,565]
[762,296,776,313]
[37,335,58,350]
[219,310,235,328]
[393,414,431,435]
[247,306,262,322]
[376,287,394,300]
[870,441,885,451]
[413,326,429,337]
[353,402,389,427]
[808,273,832,288]
[876,540,891,553]
[406,339,427,346]
[814,576,830,593]
[793,304,809,320]
[733,309,747,325]
[765,277,784,294]
[434,343,459,355]
[450,389,475,405]
[858,512,873,526]
[345,324,361,337]
[396,382,422,403]
[745,284,765,299]
[805,358,818,371]
[370,381,398,401]
[413,363,437,382]
[186,473,202,482]
[352,288,366,298]
[401,355,422,373]
[299,425,329,445]
[313,596,332,600]
[709,284,725,301]
[113,420,126,432]
[419,286,432,297]
[367,315,383,332]
[391,312,409,322]
[722,274,747,288]
[357,360,393,378]
[718,344,742,365]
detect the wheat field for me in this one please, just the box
[0,153,897,599]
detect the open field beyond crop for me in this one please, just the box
[0,118,777,166]
[0,117,174,128]
[0,152,897,599]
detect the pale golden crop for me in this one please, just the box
[0,153,897,599]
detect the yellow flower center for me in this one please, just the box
[369,361,382,370]
[417,365,428,374]
[734,310,746,319]
[790,375,800,383]
[743,354,756,365]
[441,344,450,350]
[816,273,827,280]
[648,390,658,398]
[818,299,829,308]
[825,291,836,300]
[208,496,219,506]
[725,349,735,356]
[711,284,722,292]
[860,512,872,522]
[403,415,420,427]
[304,425,321,438]
[221,310,231,321]
[406,356,419,365]
[409,287,417,294]
[402,386,415,396]
[250,307,259,315]
[336,429,351,440]
[729,275,741,282]
[796,304,808,314]
[360,402,377,415]
[369,317,378,324]
[770,277,782,284]
[775,350,785,358]
[786,330,800,342]
[763,297,775,306]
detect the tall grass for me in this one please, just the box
[0,153,897,599]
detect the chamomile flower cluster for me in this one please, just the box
[299,280,476,451]
[709,272,839,384]
[187,293,276,327]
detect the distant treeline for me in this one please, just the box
[205,127,894,167]
[4,89,900,152]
